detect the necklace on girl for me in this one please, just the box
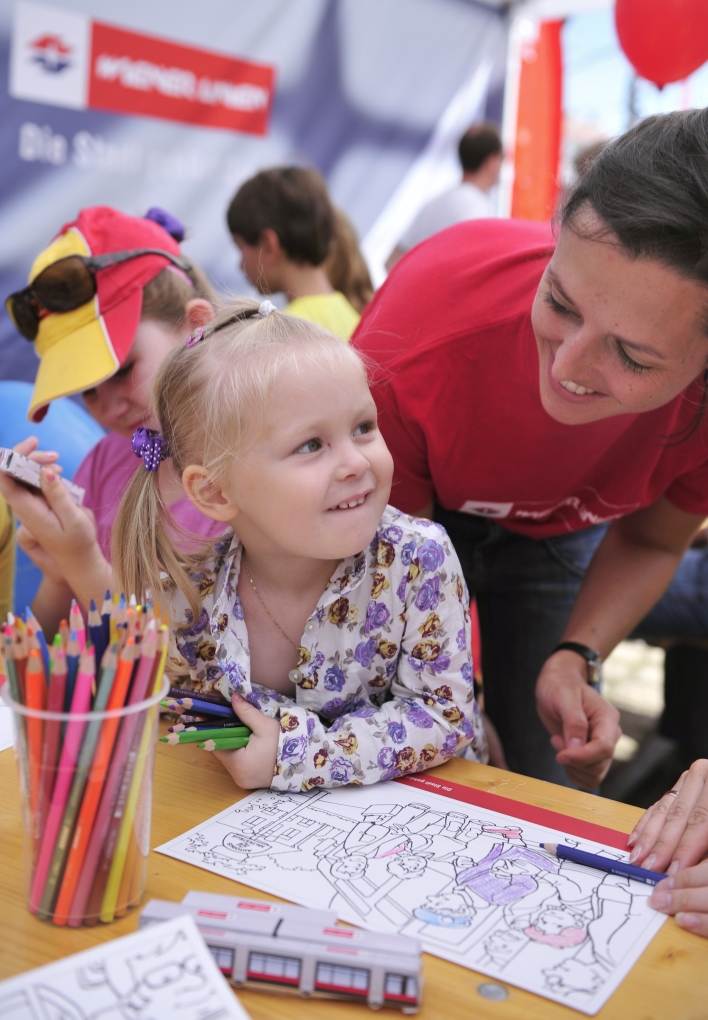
[242,559,301,653]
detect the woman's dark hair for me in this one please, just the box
[226,166,334,266]
[562,109,708,289]
[562,109,708,441]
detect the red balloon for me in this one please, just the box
[615,0,708,87]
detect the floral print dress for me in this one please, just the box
[166,506,486,792]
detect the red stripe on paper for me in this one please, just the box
[395,775,629,850]
[88,22,274,135]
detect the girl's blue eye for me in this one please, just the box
[354,421,375,436]
[295,438,322,454]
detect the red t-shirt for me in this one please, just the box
[354,219,708,538]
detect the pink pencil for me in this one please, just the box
[28,653,93,913]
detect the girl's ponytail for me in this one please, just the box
[112,458,202,622]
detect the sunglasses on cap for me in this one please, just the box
[6,248,193,341]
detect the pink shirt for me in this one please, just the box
[73,431,225,561]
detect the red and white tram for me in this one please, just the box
[140,892,422,1013]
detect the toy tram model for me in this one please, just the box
[140,891,423,1013]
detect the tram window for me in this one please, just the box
[248,951,301,983]
[315,962,370,993]
[208,945,234,975]
[384,973,418,1001]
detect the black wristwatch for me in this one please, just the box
[552,641,602,689]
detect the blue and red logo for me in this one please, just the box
[29,34,73,73]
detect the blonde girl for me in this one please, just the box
[114,299,486,791]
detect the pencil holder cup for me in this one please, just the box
[1,675,168,927]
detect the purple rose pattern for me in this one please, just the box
[165,508,484,794]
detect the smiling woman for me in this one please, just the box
[355,107,708,793]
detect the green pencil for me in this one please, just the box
[160,726,251,745]
[199,736,250,751]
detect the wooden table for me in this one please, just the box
[1,735,706,1020]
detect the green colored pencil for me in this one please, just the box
[199,736,250,751]
[161,726,251,745]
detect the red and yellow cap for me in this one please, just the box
[28,206,184,423]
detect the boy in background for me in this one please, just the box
[227,167,361,340]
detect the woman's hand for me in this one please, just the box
[649,860,708,936]
[536,649,622,790]
[627,759,708,873]
[212,692,280,789]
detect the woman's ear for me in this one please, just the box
[184,298,214,332]
[182,464,239,522]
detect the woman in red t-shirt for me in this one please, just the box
[355,109,708,799]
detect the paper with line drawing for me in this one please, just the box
[0,913,249,1019]
[156,783,666,1014]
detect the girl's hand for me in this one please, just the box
[0,457,100,575]
[628,759,708,874]
[16,523,65,584]
[212,692,280,789]
[649,860,708,936]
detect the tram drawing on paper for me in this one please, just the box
[156,783,667,1015]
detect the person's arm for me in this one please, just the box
[536,496,704,789]
[0,498,14,621]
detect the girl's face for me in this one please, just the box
[82,319,179,437]
[221,359,394,563]
[532,209,708,426]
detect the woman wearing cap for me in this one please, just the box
[355,109,708,795]
[0,205,219,633]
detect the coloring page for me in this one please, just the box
[156,779,667,1015]
[0,914,250,1020]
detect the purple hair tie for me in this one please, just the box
[132,427,169,471]
[185,326,203,348]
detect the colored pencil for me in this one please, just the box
[99,626,167,922]
[167,685,231,706]
[13,619,28,702]
[26,610,50,678]
[69,599,86,652]
[52,645,132,924]
[200,736,250,750]
[167,713,209,725]
[540,843,667,886]
[69,631,155,926]
[58,618,70,648]
[168,718,243,732]
[161,726,251,745]
[100,589,112,652]
[38,646,120,920]
[28,655,93,914]
[24,651,46,819]
[64,630,80,713]
[87,599,105,670]
[38,644,67,830]
[162,696,237,718]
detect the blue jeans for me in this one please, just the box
[434,506,708,786]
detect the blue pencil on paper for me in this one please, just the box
[541,842,667,886]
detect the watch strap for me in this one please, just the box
[552,641,602,688]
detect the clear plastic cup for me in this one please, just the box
[1,675,168,926]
